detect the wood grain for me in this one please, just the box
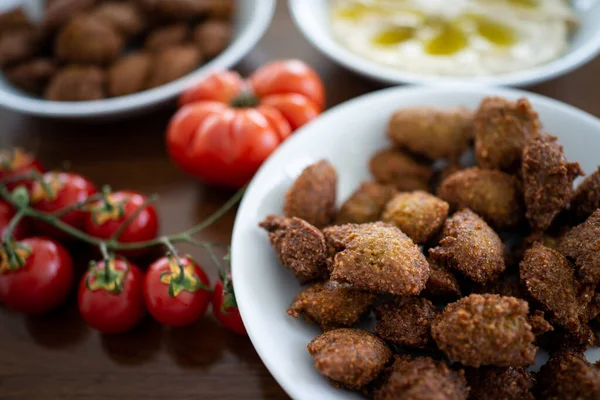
[1,2,600,399]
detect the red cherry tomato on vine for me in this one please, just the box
[0,148,44,190]
[84,191,159,255]
[0,201,30,240]
[31,172,97,239]
[78,258,144,334]
[169,60,325,188]
[212,279,246,335]
[143,255,211,327]
[0,237,74,314]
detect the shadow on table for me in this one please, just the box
[165,316,226,370]
[101,316,164,365]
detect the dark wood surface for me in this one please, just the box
[1,2,600,399]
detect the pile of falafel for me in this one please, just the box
[0,0,233,101]
[260,96,600,399]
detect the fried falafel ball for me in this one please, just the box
[287,280,377,331]
[557,209,600,285]
[283,160,337,229]
[529,310,554,337]
[387,107,474,162]
[571,166,600,222]
[335,181,396,225]
[5,58,56,94]
[374,355,468,400]
[536,351,600,400]
[0,8,32,34]
[474,97,541,172]
[193,20,232,59]
[147,45,202,88]
[437,167,524,230]
[55,14,124,64]
[90,1,146,38]
[431,294,537,367]
[423,257,462,300]
[141,0,233,20]
[307,328,392,390]
[520,243,586,333]
[45,65,106,101]
[522,133,583,232]
[381,191,449,244]
[0,27,40,67]
[472,274,527,300]
[430,209,506,284]
[369,148,433,192]
[43,0,97,29]
[374,297,438,349]
[466,366,535,400]
[144,23,190,52]
[329,222,430,296]
[107,52,152,97]
[259,215,329,284]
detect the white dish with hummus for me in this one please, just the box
[289,0,600,86]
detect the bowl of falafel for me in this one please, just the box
[231,85,600,400]
[0,0,276,119]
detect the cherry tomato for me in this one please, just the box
[31,172,97,238]
[169,60,324,188]
[0,201,30,240]
[78,258,144,334]
[144,255,211,327]
[84,191,159,254]
[0,237,74,314]
[212,279,246,335]
[0,148,44,190]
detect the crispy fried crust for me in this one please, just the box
[536,351,600,400]
[522,133,583,232]
[474,97,541,172]
[570,166,600,222]
[374,297,438,348]
[423,258,462,300]
[387,107,474,161]
[437,167,524,230]
[472,275,527,300]
[529,310,554,337]
[381,191,449,244]
[520,243,586,332]
[430,209,506,284]
[369,148,433,192]
[374,355,469,400]
[259,215,328,284]
[287,280,376,331]
[467,366,535,400]
[431,294,536,367]
[307,328,392,390]
[330,222,430,296]
[557,209,600,285]
[335,181,397,225]
[283,160,337,229]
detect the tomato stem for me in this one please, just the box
[53,190,107,217]
[230,90,260,108]
[2,207,26,245]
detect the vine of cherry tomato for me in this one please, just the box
[0,148,44,190]
[0,200,30,240]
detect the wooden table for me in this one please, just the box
[1,2,599,399]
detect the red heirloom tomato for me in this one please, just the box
[0,148,45,190]
[31,172,97,238]
[0,237,74,314]
[78,257,144,334]
[84,191,159,252]
[212,278,246,335]
[0,201,29,240]
[143,255,211,327]
[168,60,325,188]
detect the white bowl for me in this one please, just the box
[0,0,275,119]
[231,85,600,400]
[289,0,600,87]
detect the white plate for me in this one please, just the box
[0,0,275,120]
[289,0,600,87]
[231,86,600,400]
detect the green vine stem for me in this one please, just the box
[0,173,245,279]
